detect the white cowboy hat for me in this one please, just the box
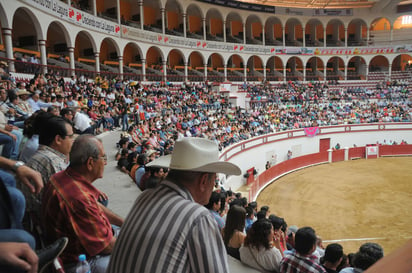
[16,89,31,96]
[147,137,241,175]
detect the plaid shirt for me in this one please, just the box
[280,252,327,273]
[41,167,113,264]
[22,145,68,214]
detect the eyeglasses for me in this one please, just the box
[65,133,75,139]
[98,154,107,162]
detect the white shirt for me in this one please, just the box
[73,112,91,132]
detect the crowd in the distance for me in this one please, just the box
[0,70,410,273]
[204,189,385,273]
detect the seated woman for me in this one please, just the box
[239,219,283,273]
[222,205,246,260]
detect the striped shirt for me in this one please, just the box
[107,180,229,273]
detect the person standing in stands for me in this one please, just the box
[107,137,241,273]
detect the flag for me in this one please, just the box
[304,126,319,137]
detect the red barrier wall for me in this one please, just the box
[249,144,412,200]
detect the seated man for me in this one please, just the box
[0,156,67,273]
[41,134,123,273]
[280,226,326,273]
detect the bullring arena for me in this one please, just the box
[2,0,412,271]
[256,157,412,255]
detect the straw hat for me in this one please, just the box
[16,89,31,96]
[147,137,241,175]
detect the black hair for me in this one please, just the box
[268,214,284,230]
[60,107,74,117]
[244,219,273,250]
[136,154,147,165]
[256,210,267,221]
[295,227,317,255]
[205,191,221,210]
[34,112,71,146]
[7,90,18,102]
[323,243,344,264]
[353,242,384,270]
[223,205,246,246]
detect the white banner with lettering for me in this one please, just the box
[22,0,121,36]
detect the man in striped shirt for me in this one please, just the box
[107,137,241,273]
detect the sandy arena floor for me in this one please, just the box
[256,157,412,255]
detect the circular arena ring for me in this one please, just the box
[256,157,412,254]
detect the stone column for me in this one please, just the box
[139,0,144,30]
[324,28,327,47]
[283,65,286,83]
[118,56,123,80]
[92,0,97,16]
[141,59,146,81]
[95,52,100,74]
[224,64,227,82]
[183,13,187,38]
[184,61,188,82]
[244,66,247,82]
[303,64,306,82]
[262,23,265,46]
[223,20,227,43]
[204,64,208,81]
[344,64,348,81]
[39,40,47,74]
[161,8,165,35]
[68,47,75,76]
[2,28,14,72]
[282,27,286,47]
[324,64,327,82]
[263,64,266,82]
[162,60,167,82]
[116,0,121,25]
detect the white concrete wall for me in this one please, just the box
[223,123,412,191]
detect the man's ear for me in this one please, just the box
[86,157,94,171]
[198,173,210,193]
[55,134,63,146]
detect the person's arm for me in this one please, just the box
[0,156,43,194]
[100,235,116,255]
[0,127,16,141]
[0,242,38,273]
[98,203,124,227]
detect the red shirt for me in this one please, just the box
[41,168,113,263]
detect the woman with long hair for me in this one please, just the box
[239,218,283,273]
[222,205,246,260]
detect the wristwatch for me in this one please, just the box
[12,161,25,172]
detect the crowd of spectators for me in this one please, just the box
[204,189,386,273]
[0,70,411,272]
